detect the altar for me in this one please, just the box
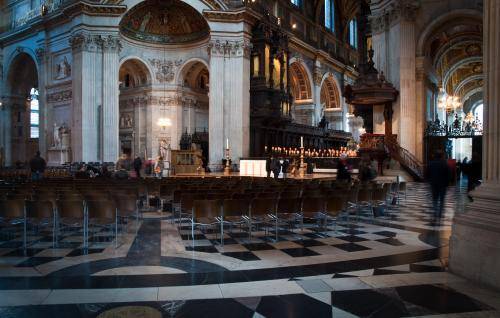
[239,159,267,177]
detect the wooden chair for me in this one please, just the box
[272,198,302,239]
[56,200,87,248]
[86,200,119,248]
[0,199,27,249]
[323,196,344,233]
[248,198,276,237]
[222,199,250,234]
[190,200,223,246]
[300,196,326,231]
[25,200,56,247]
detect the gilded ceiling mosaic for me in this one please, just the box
[120,0,210,44]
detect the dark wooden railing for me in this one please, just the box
[385,136,425,181]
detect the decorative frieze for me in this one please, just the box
[208,39,252,58]
[148,59,183,83]
[47,90,72,103]
[69,33,121,53]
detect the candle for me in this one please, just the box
[226,138,229,149]
[300,136,303,148]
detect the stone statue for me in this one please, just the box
[55,56,71,80]
[159,139,168,159]
[53,123,61,147]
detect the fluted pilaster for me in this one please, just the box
[208,37,252,168]
[449,0,500,290]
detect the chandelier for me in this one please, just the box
[437,88,461,114]
[157,117,172,129]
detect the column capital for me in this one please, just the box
[102,35,122,53]
[69,33,104,53]
[370,0,420,34]
[208,38,252,59]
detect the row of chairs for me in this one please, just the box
[0,197,139,252]
[184,181,403,245]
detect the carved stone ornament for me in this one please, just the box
[102,35,122,52]
[370,0,420,34]
[149,59,183,83]
[207,39,252,58]
[70,33,102,52]
[47,90,72,103]
[313,66,323,86]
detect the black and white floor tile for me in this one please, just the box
[0,182,499,317]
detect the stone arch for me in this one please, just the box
[119,56,153,88]
[175,58,209,86]
[320,73,342,110]
[118,58,153,157]
[416,9,482,57]
[4,48,40,93]
[175,58,210,162]
[4,51,40,165]
[289,59,313,102]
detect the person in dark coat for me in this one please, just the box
[29,151,46,181]
[265,156,272,178]
[336,154,351,182]
[272,157,281,179]
[427,151,450,217]
[466,152,482,195]
[281,158,290,179]
[133,156,142,179]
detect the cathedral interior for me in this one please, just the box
[0,0,500,317]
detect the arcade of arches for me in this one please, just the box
[1,0,500,316]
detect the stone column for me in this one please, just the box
[449,0,500,290]
[370,1,419,154]
[313,62,323,126]
[414,59,426,160]
[35,47,48,158]
[398,17,417,154]
[70,33,102,162]
[1,100,12,167]
[101,35,121,162]
[208,38,251,169]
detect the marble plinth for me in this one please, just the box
[47,147,71,166]
[449,183,500,291]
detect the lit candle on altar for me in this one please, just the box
[300,136,303,148]
[226,138,229,149]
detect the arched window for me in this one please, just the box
[29,88,39,139]
[290,0,301,7]
[348,19,358,48]
[325,0,335,32]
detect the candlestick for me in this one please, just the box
[226,138,229,150]
[300,136,303,148]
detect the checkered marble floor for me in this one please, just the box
[1,180,499,318]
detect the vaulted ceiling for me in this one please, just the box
[424,15,483,102]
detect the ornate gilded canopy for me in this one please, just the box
[119,0,210,44]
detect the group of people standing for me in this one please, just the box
[265,156,291,179]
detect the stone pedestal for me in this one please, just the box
[449,0,500,291]
[47,147,72,166]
